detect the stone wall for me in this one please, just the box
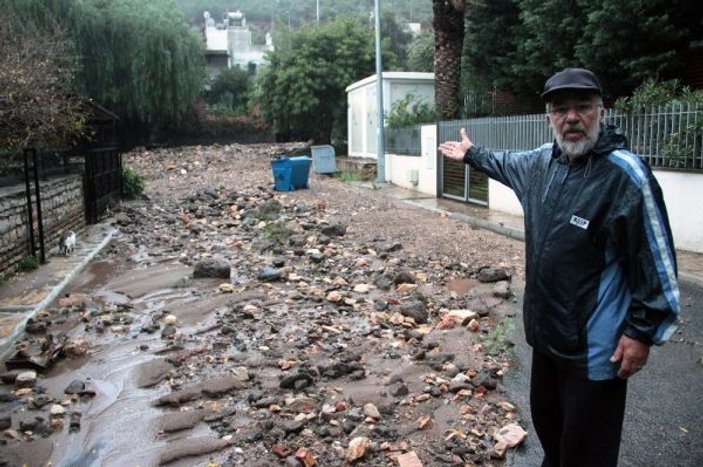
[0,175,85,274]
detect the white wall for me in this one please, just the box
[385,155,422,189]
[653,170,703,253]
[489,180,523,216]
[419,125,438,196]
[381,125,703,254]
[385,125,438,195]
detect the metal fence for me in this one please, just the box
[390,104,703,171]
[606,103,702,170]
[439,104,702,170]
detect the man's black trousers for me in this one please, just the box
[530,350,627,467]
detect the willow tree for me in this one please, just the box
[433,0,465,119]
[3,0,205,140]
[65,0,205,132]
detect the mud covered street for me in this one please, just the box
[0,144,530,466]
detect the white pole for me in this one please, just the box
[374,0,385,182]
[316,0,320,22]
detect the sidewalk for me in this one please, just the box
[0,184,701,358]
[0,224,116,358]
[376,183,703,288]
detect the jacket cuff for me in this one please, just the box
[463,145,477,164]
[623,325,654,346]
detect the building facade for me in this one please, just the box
[202,10,273,80]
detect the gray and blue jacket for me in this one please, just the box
[464,125,679,380]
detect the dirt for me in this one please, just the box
[0,143,527,467]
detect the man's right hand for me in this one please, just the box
[438,127,474,161]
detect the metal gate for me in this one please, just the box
[438,120,489,205]
[84,147,121,224]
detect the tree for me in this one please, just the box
[0,8,86,154]
[66,0,205,132]
[207,67,252,112]
[510,0,586,97]
[433,0,465,119]
[257,16,377,143]
[5,0,206,142]
[461,0,702,107]
[381,10,413,70]
[575,0,700,99]
[408,31,435,72]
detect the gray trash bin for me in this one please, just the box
[311,145,336,174]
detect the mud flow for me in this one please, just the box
[0,144,526,466]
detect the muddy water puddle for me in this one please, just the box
[2,260,240,467]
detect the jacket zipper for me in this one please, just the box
[531,162,571,339]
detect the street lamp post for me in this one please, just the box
[374,0,385,182]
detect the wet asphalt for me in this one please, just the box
[505,280,703,467]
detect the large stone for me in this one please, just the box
[321,223,346,237]
[193,258,231,279]
[345,436,370,462]
[15,371,37,387]
[258,266,282,282]
[494,423,528,447]
[477,267,510,283]
[394,271,415,285]
[397,451,423,467]
[64,379,86,394]
[398,300,428,324]
[493,280,511,298]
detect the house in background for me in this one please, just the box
[202,10,273,80]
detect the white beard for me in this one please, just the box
[554,122,600,159]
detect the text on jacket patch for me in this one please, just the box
[570,215,590,230]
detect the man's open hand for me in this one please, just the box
[438,127,473,161]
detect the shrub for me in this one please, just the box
[615,79,703,112]
[261,221,290,242]
[18,255,39,272]
[386,94,437,129]
[122,167,145,199]
[482,317,516,356]
[335,171,362,183]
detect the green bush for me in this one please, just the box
[262,221,290,240]
[122,166,145,200]
[615,79,703,112]
[335,171,362,183]
[482,317,516,356]
[18,255,39,272]
[386,93,437,129]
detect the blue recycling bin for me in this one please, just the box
[271,156,312,191]
[311,145,337,174]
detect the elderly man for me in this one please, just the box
[439,68,679,466]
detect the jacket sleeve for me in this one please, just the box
[616,166,680,345]
[463,145,543,201]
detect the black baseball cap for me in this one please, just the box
[541,68,602,100]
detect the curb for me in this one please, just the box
[393,192,701,288]
[679,271,703,289]
[0,228,117,361]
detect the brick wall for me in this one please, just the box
[0,175,85,274]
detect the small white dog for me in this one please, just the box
[59,230,76,256]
